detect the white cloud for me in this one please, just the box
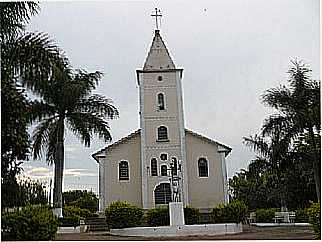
[19,166,97,181]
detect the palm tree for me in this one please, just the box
[243,132,290,210]
[1,2,62,180]
[28,63,119,217]
[260,60,320,200]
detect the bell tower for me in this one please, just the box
[136,19,188,208]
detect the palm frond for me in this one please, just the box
[73,94,119,119]
[0,2,39,41]
[5,32,67,95]
[261,114,292,137]
[27,100,57,125]
[71,70,103,98]
[32,116,58,164]
[261,86,293,112]
[67,112,112,147]
[243,135,270,157]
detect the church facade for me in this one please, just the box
[93,30,231,212]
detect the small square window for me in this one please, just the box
[157,76,163,81]
[160,153,167,161]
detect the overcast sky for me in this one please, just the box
[23,0,320,193]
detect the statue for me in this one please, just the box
[172,180,180,202]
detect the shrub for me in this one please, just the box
[184,206,200,225]
[63,205,93,219]
[1,205,58,241]
[105,201,144,229]
[307,202,320,239]
[58,216,79,228]
[255,208,278,223]
[212,200,248,223]
[295,208,309,223]
[145,206,169,226]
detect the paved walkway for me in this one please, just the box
[55,225,315,240]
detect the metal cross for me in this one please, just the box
[151,8,162,30]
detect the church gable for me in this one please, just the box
[92,129,141,163]
[185,129,231,156]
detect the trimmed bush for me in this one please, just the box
[255,208,278,223]
[105,201,144,229]
[63,205,93,219]
[307,202,320,239]
[1,205,58,241]
[212,200,248,223]
[295,208,309,223]
[184,206,200,225]
[145,206,169,226]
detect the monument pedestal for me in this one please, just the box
[169,202,185,226]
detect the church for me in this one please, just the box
[93,25,231,212]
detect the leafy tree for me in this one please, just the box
[28,64,119,216]
[2,179,47,209]
[260,60,320,199]
[63,190,99,213]
[1,2,62,206]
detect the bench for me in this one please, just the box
[274,211,296,223]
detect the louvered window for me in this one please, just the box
[172,157,178,176]
[198,158,208,177]
[161,165,168,176]
[157,126,168,141]
[119,160,129,180]
[151,158,158,176]
[157,93,165,110]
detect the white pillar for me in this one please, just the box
[218,150,229,203]
[169,202,185,226]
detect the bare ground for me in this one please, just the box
[55,225,315,240]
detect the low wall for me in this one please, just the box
[110,223,242,237]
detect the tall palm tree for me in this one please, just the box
[28,63,119,217]
[1,2,62,180]
[260,60,320,200]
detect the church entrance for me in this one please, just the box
[154,183,172,205]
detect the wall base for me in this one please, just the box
[110,223,242,237]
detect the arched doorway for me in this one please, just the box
[154,183,172,205]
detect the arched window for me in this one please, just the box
[198,158,208,177]
[161,165,168,176]
[119,160,129,180]
[154,183,172,205]
[172,157,178,176]
[157,93,165,110]
[157,126,168,141]
[151,158,158,176]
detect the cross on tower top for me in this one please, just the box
[151,8,162,30]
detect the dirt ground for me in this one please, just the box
[55,225,315,240]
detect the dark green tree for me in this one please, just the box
[260,60,320,199]
[1,2,62,206]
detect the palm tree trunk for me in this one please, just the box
[53,118,64,217]
[308,127,321,201]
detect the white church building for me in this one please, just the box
[93,29,231,212]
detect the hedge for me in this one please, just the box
[212,200,248,223]
[184,206,200,225]
[255,208,278,223]
[307,202,320,239]
[145,206,170,226]
[1,205,58,241]
[105,201,144,229]
[295,208,309,223]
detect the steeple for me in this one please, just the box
[143,30,176,71]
